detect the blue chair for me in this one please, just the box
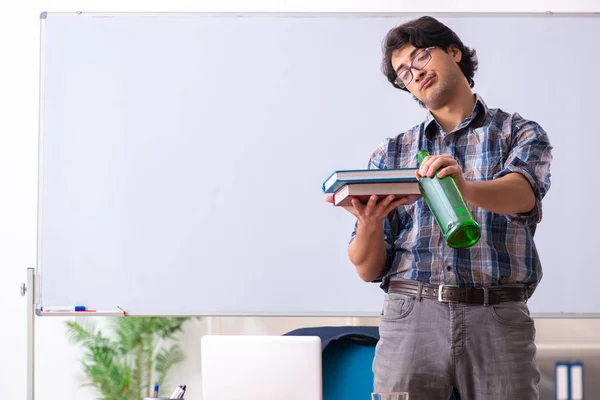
[285,326,378,400]
[285,326,460,400]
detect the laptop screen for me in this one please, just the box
[201,335,322,400]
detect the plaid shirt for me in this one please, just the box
[351,94,553,290]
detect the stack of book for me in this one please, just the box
[322,168,422,207]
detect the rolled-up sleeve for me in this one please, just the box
[493,114,553,225]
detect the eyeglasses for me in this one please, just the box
[394,47,435,89]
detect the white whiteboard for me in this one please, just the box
[38,13,600,316]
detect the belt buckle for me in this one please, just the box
[438,284,459,303]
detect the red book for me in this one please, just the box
[333,182,421,207]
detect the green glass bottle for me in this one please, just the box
[417,150,480,249]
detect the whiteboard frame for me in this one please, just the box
[36,11,600,318]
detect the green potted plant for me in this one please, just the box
[66,317,191,400]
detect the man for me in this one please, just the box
[326,16,552,399]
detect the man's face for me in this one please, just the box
[391,45,463,110]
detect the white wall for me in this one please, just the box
[2,1,600,400]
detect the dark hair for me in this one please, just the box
[382,16,478,92]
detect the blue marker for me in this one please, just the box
[41,306,86,312]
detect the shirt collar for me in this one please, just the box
[423,93,488,138]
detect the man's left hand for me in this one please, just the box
[416,154,468,193]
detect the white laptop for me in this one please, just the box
[201,335,323,400]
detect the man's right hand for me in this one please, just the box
[325,194,408,225]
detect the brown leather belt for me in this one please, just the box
[388,280,533,305]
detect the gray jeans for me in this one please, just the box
[373,292,540,399]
